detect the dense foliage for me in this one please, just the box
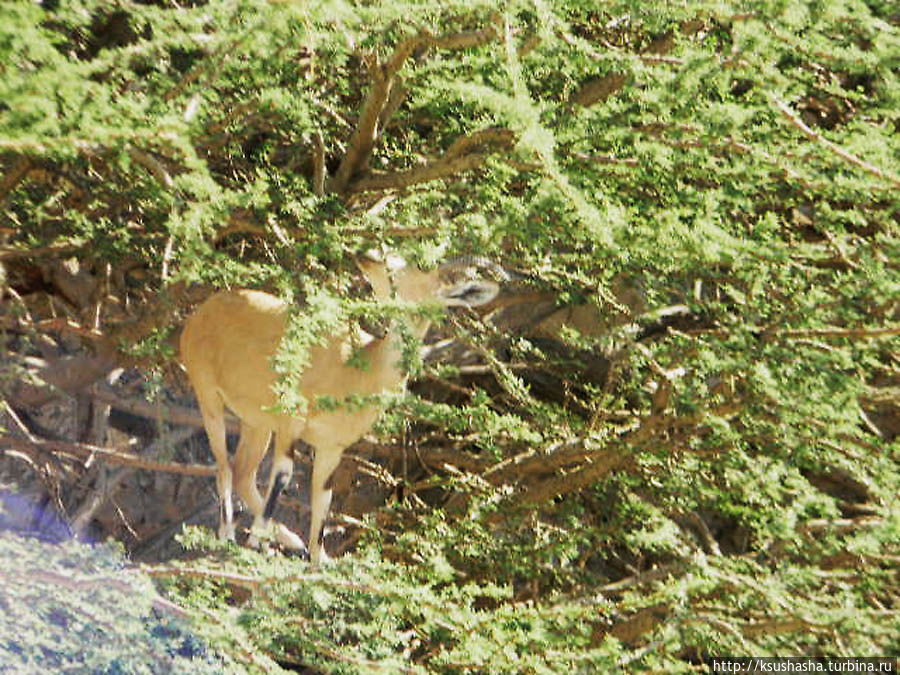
[0,529,225,673]
[1,0,898,671]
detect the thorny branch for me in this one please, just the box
[687,324,900,341]
[772,96,900,189]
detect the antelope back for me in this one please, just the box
[180,290,296,428]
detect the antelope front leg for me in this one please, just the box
[215,463,235,542]
[255,437,308,555]
[197,400,235,542]
[308,445,344,567]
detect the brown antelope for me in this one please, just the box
[180,251,503,565]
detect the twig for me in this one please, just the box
[2,402,42,444]
[0,566,146,597]
[144,564,401,599]
[203,99,260,139]
[634,120,815,188]
[573,151,639,167]
[313,131,326,196]
[688,325,900,341]
[682,510,721,555]
[161,234,174,281]
[597,563,686,593]
[771,96,900,189]
[347,453,401,487]
[143,565,263,591]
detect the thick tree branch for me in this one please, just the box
[349,128,516,193]
[349,152,490,193]
[6,352,118,408]
[514,444,633,508]
[329,51,404,194]
[329,25,503,195]
[90,384,239,434]
[430,26,499,51]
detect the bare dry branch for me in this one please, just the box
[89,384,239,433]
[0,432,215,477]
[0,242,83,261]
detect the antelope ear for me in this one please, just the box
[441,280,500,307]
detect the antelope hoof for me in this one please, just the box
[275,523,309,558]
[245,520,278,550]
[311,547,332,568]
[217,522,236,542]
[246,531,265,550]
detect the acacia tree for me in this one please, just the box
[1,0,899,671]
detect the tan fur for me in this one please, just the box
[180,255,499,565]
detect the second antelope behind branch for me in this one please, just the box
[180,250,504,565]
